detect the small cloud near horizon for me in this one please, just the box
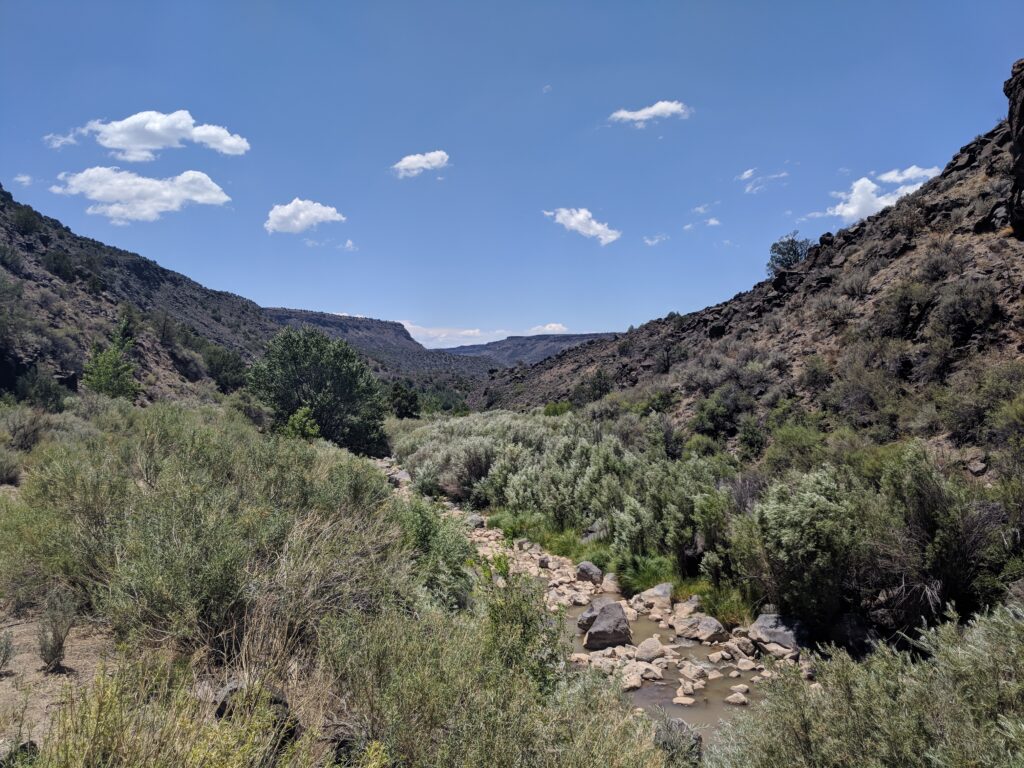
[265,198,345,234]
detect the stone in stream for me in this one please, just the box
[577,595,615,632]
[672,696,696,706]
[736,658,757,671]
[671,595,702,623]
[634,637,665,663]
[678,661,707,682]
[747,613,808,650]
[583,603,633,650]
[576,560,603,584]
[674,615,730,644]
[725,692,749,706]
[637,582,673,611]
[730,683,750,694]
[599,573,621,594]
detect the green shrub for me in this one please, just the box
[0,447,20,485]
[82,331,139,400]
[766,231,811,277]
[543,401,572,417]
[0,630,12,673]
[706,604,1024,768]
[731,467,869,628]
[390,380,421,419]
[280,405,321,440]
[249,327,388,456]
[38,583,76,671]
[202,344,247,393]
[872,280,931,339]
[14,366,69,412]
[926,279,998,345]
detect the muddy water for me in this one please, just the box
[565,606,760,742]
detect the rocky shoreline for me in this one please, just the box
[378,458,814,722]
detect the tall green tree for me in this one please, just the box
[249,327,388,456]
[390,380,421,419]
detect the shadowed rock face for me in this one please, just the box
[1005,58,1024,237]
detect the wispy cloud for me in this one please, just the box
[609,100,692,127]
[265,198,346,234]
[45,110,249,161]
[13,174,32,187]
[692,203,710,214]
[643,233,669,246]
[683,223,694,231]
[706,217,721,227]
[876,164,940,184]
[742,170,789,194]
[543,207,621,245]
[392,150,449,178]
[403,320,571,348]
[736,168,756,181]
[530,322,568,333]
[50,166,229,224]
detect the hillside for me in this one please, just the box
[475,62,1024,433]
[0,189,500,398]
[448,332,615,367]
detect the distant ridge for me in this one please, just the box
[448,333,616,367]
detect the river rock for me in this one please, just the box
[678,661,707,682]
[638,582,673,611]
[671,595,702,623]
[736,658,757,671]
[672,696,696,706]
[538,554,550,569]
[584,603,632,650]
[675,615,729,643]
[599,573,621,594]
[635,637,665,663]
[577,595,614,632]
[725,692,749,706]
[730,683,750,694]
[576,561,603,584]
[747,613,807,650]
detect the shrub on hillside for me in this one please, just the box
[249,327,388,456]
[81,322,139,400]
[766,231,811,277]
[38,583,76,672]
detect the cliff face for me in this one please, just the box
[1004,58,1024,237]
[475,61,1024,414]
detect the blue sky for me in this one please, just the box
[2,2,1021,347]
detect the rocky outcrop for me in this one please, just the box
[1005,59,1024,237]
[747,613,808,650]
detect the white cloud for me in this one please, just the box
[402,321,495,348]
[683,223,694,231]
[341,238,358,252]
[50,166,229,224]
[643,233,669,246]
[609,100,692,127]
[706,217,721,226]
[743,170,789,194]
[692,203,709,214]
[44,131,79,149]
[543,207,621,245]
[530,322,568,333]
[264,198,345,234]
[542,84,553,93]
[13,174,32,186]
[47,110,250,162]
[737,168,756,181]
[392,150,449,178]
[876,164,940,184]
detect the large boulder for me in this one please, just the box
[584,603,633,650]
[1005,58,1024,237]
[675,615,729,643]
[747,613,808,650]
[576,560,603,585]
[576,595,615,632]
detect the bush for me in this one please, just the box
[82,324,139,400]
[543,401,572,417]
[38,583,76,671]
[0,447,20,485]
[202,344,247,393]
[731,467,869,628]
[390,380,421,419]
[766,231,811,277]
[926,279,998,345]
[280,405,321,440]
[249,327,388,456]
[706,603,1024,768]
[0,630,12,673]
[14,366,69,412]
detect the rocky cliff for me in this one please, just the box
[475,60,1024,422]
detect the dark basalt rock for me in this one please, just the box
[1005,58,1024,237]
